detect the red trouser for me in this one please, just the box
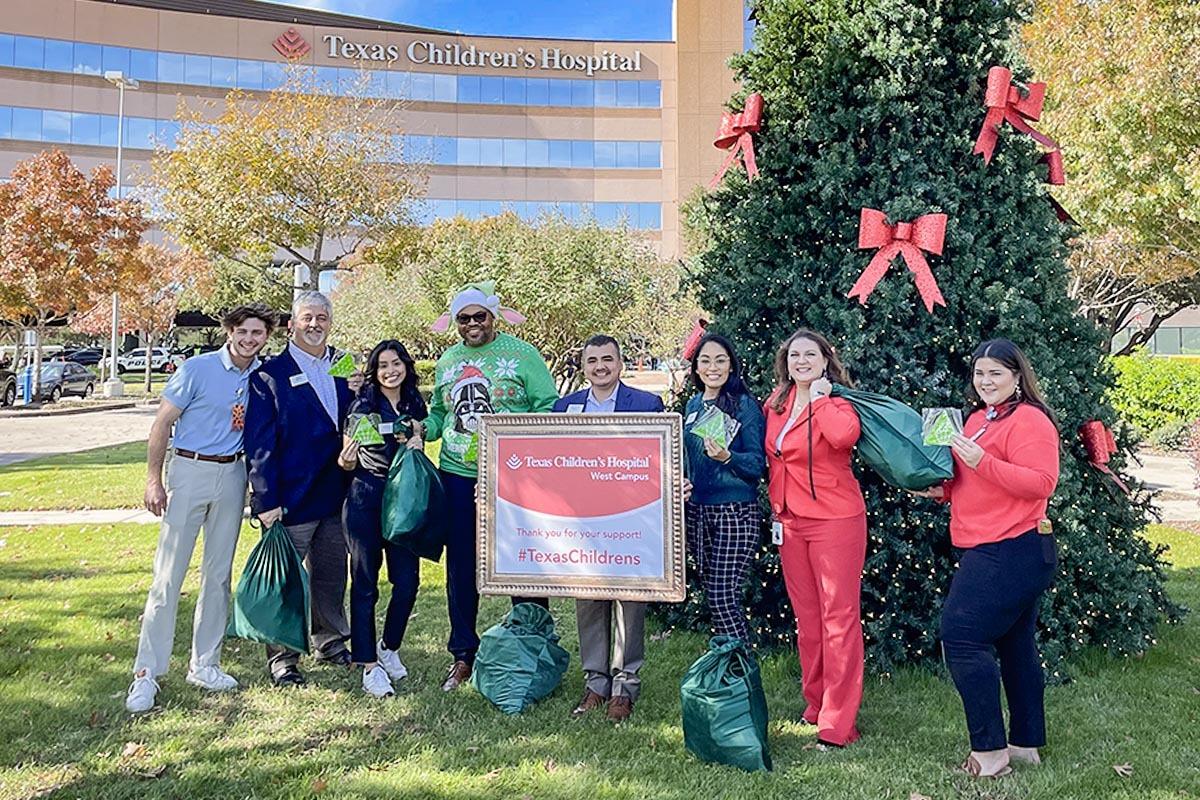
[778,513,867,745]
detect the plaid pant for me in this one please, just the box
[686,501,761,643]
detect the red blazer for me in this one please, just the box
[764,388,866,520]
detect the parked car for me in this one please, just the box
[1,366,15,406]
[61,348,106,366]
[35,362,96,402]
[116,347,185,374]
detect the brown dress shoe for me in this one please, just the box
[606,695,634,722]
[441,660,472,692]
[570,689,608,718]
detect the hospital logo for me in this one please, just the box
[505,454,523,470]
[274,28,310,59]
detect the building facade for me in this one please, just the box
[0,0,748,259]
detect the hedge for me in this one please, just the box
[1109,351,1200,433]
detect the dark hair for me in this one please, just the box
[222,303,277,333]
[768,328,853,414]
[968,339,1057,427]
[688,333,751,417]
[361,339,427,420]
[582,334,621,360]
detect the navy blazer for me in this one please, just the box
[552,381,665,414]
[245,346,353,525]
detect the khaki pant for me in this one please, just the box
[133,455,247,677]
[576,598,646,700]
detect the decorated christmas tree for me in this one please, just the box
[666,0,1182,678]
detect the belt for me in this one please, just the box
[174,448,243,464]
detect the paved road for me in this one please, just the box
[0,405,157,466]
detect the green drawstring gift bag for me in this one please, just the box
[680,636,772,772]
[226,521,311,653]
[829,384,953,491]
[471,603,570,714]
[381,446,447,561]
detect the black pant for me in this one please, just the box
[940,530,1057,751]
[343,476,419,664]
[442,471,482,663]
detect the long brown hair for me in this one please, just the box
[968,339,1058,427]
[768,328,853,414]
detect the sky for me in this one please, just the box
[261,0,676,41]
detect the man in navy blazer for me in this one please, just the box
[245,291,354,686]
[553,334,664,722]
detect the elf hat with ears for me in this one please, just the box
[431,280,527,332]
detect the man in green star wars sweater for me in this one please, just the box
[421,281,558,691]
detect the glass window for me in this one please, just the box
[479,137,503,166]
[1182,328,1200,355]
[638,141,661,169]
[262,61,286,90]
[548,139,572,167]
[1153,327,1182,355]
[209,56,237,87]
[640,202,662,230]
[70,112,100,145]
[409,200,433,226]
[526,201,550,220]
[0,34,14,67]
[13,36,43,70]
[503,77,526,105]
[42,110,70,142]
[616,80,639,108]
[480,200,502,217]
[314,66,338,91]
[101,45,128,76]
[410,72,434,101]
[433,135,456,165]
[593,80,616,107]
[42,39,71,72]
[158,52,185,83]
[570,79,593,107]
[99,114,118,146]
[11,107,40,139]
[479,76,504,104]
[502,138,525,167]
[125,116,157,149]
[407,134,434,160]
[157,120,181,148]
[0,105,11,139]
[639,80,661,107]
[525,139,548,167]
[433,73,456,102]
[184,53,210,85]
[385,70,410,99]
[71,42,102,75]
[363,69,387,98]
[236,58,262,89]
[428,198,454,220]
[571,140,594,168]
[129,49,156,81]
[337,67,361,96]
[594,141,616,169]
[594,202,619,225]
[517,202,538,222]
[457,137,480,166]
[458,199,481,220]
[616,141,639,168]
[526,78,549,106]
[548,78,571,106]
[457,75,480,103]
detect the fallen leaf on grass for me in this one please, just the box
[1113,763,1133,777]
[137,765,167,780]
[650,630,673,642]
[121,742,147,759]
[466,746,480,754]
[102,653,115,662]
[484,769,503,781]
[312,776,328,793]
[543,758,558,773]
[802,742,828,751]
[87,710,105,728]
[910,793,932,800]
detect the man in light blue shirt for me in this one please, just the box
[126,304,276,714]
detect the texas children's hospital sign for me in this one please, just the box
[321,35,644,76]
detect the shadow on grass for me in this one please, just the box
[0,441,148,474]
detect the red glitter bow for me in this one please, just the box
[848,208,948,313]
[709,93,763,188]
[682,319,708,361]
[1079,420,1130,495]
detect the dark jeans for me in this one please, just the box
[443,471,481,663]
[342,476,420,664]
[940,530,1057,752]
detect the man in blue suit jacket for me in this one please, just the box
[245,291,354,686]
[553,334,664,722]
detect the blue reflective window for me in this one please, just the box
[457,75,480,103]
[314,66,338,91]
[526,201,550,219]
[526,78,548,106]
[184,54,209,85]
[236,58,262,89]
[458,199,481,219]
[594,141,616,169]
[157,120,181,147]
[129,48,156,81]
[210,56,237,87]
[640,202,662,230]
[457,137,480,166]
[571,140,594,168]
[0,34,14,67]
[616,80,639,108]
[337,67,360,95]
[385,70,409,99]
[479,76,504,104]
[616,141,639,168]
[503,77,525,105]
[479,138,503,166]
[364,69,387,98]
[480,200,502,217]
[638,141,661,169]
[559,202,580,222]
[548,79,571,106]
[571,79,593,107]
[42,110,70,142]
[410,72,434,101]
[525,139,548,167]
[594,80,617,107]
[639,80,661,107]
[158,52,185,83]
[433,73,456,102]
[434,135,456,165]
[125,116,156,148]
[430,199,455,219]
[410,200,433,226]
[14,36,43,70]
[43,39,72,72]
[594,202,619,225]
[502,138,525,167]
[72,42,102,75]
[12,107,41,139]
[70,112,100,145]
[262,61,286,90]
[408,134,434,158]
[548,139,572,167]
[0,105,10,138]
[100,45,128,76]
[99,114,118,146]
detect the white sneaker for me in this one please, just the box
[377,640,408,681]
[125,672,159,713]
[362,664,394,698]
[185,665,238,692]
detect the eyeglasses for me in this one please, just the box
[455,311,491,325]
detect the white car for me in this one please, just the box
[116,347,186,374]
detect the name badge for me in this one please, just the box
[685,411,698,425]
[289,373,309,387]
[771,520,784,545]
[379,422,394,435]
[565,404,584,414]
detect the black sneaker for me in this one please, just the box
[271,666,306,687]
[314,649,352,666]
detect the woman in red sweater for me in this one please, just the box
[763,329,866,747]
[913,339,1059,778]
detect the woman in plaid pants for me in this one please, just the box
[682,333,766,644]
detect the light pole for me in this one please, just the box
[103,71,139,398]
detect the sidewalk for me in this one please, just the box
[0,507,251,527]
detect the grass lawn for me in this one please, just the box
[0,522,1196,800]
[0,442,148,512]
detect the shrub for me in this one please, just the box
[1110,351,1200,433]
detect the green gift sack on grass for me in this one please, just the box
[471,603,570,715]
[381,446,446,561]
[226,521,310,653]
[681,636,772,772]
[829,384,953,491]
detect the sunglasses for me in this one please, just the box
[455,311,491,325]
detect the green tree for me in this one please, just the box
[671,0,1180,676]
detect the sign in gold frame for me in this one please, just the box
[476,412,686,602]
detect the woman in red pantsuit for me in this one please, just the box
[763,329,867,747]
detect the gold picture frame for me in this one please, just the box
[476,412,686,602]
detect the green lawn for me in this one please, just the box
[0,441,148,511]
[0,522,1196,799]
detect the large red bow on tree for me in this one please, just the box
[709,93,763,188]
[847,208,948,313]
[1079,420,1131,495]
